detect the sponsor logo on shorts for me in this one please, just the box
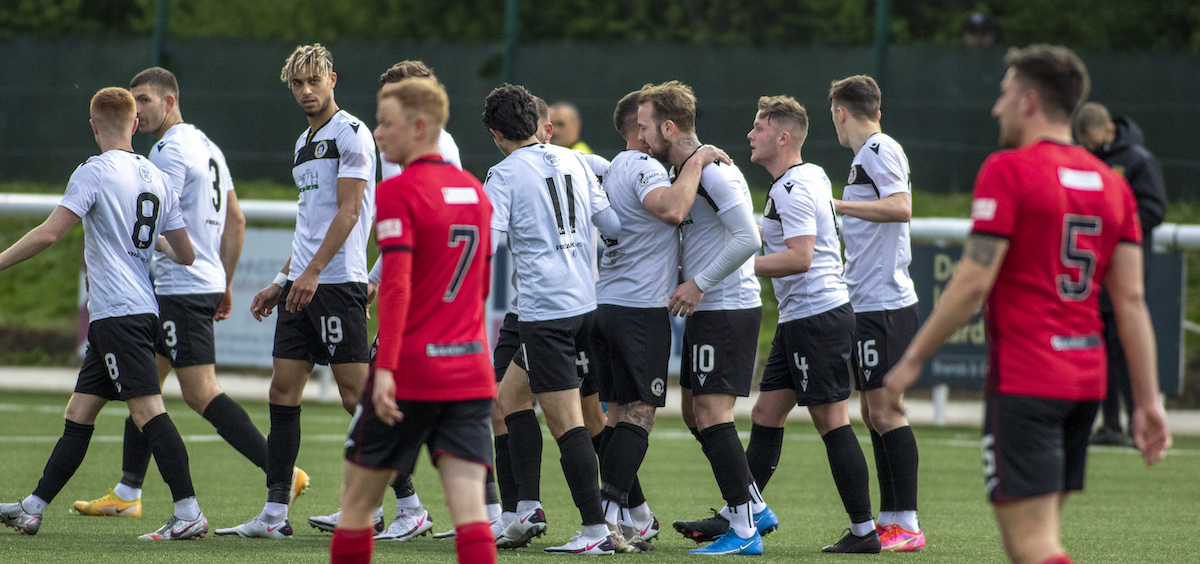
[651,378,665,397]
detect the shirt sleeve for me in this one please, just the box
[336,120,376,181]
[484,168,511,232]
[438,130,462,169]
[150,142,188,198]
[633,159,671,202]
[779,184,818,240]
[970,154,1017,239]
[587,160,612,215]
[59,161,100,218]
[583,153,611,181]
[374,185,416,373]
[160,180,186,232]
[701,163,749,216]
[860,143,909,198]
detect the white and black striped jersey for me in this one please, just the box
[763,163,849,321]
[596,150,675,307]
[679,162,762,311]
[485,143,610,322]
[290,110,376,284]
[148,124,231,295]
[378,128,462,180]
[59,150,184,321]
[841,132,918,312]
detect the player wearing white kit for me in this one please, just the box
[628,81,766,556]
[0,87,206,541]
[593,90,729,550]
[483,84,625,555]
[746,96,878,554]
[310,60,464,542]
[218,43,375,539]
[70,67,299,521]
[829,75,924,552]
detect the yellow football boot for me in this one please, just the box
[290,467,311,505]
[73,489,141,517]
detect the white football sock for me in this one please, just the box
[263,502,288,522]
[727,501,755,539]
[21,495,47,515]
[486,503,502,522]
[113,483,141,501]
[628,502,651,524]
[174,496,200,521]
[877,510,897,527]
[850,519,875,537]
[895,510,919,532]
[396,493,421,511]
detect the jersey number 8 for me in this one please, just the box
[131,193,161,249]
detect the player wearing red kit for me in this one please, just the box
[885,45,1171,564]
[329,78,497,564]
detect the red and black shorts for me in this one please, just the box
[345,372,493,473]
[982,392,1099,503]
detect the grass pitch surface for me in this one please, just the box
[0,390,1195,563]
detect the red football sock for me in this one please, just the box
[1041,554,1074,564]
[330,527,374,564]
[455,520,497,564]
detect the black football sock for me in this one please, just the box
[120,416,151,489]
[822,425,873,524]
[32,420,94,503]
[746,424,785,492]
[688,426,707,455]
[203,393,267,471]
[504,410,542,502]
[142,413,195,502]
[485,468,500,506]
[627,476,647,509]
[600,423,649,506]
[494,434,518,512]
[871,429,896,512]
[393,474,416,500]
[557,426,605,526]
[598,426,645,508]
[700,423,753,507]
[592,426,610,457]
[266,403,302,505]
[882,426,919,511]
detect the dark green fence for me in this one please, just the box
[2,37,1197,199]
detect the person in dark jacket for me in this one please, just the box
[1073,102,1168,446]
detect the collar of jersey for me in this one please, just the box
[305,111,339,145]
[773,161,806,184]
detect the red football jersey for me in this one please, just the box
[374,155,495,402]
[971,140,1141,401]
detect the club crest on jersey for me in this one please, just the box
[847,167,857,184]
[139,166,153,183]
[543,152,560,167]
[315,141,329,158]
[638,171,666,187]
[651,378,665,397]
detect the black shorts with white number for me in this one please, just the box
[515,312,595,395]
[272,281,370,365]
[851,304,918,391]
[76,314,162,401]
[154,293,222,368]
[346,371,493,473]
[680,308,762,397]
[760,302,855,406]
[493,312,520,382]
[596,305,671,407]
[982,393,1098,503]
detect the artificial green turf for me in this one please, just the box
[0,390,1196,562]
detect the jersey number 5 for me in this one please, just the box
[445,225,480,302]
[1058,214,1102,301]
[131,193,161,249]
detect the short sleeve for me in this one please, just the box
[587,160,611,215]
[779,184,818,240]
[583,153,611,180]
[701,164,749,216]
[484,168,511,232]
[632,158,671,202]
[160,182,185,231]
[335,119,375,181]
[59,161,100,218]
[437,130,462,169]
[860,142,909,198]
[970,154,1018,239]
[375,178,414,251]
[150,142,187,197]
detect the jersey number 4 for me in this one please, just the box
[445,225,480,302]
[1058,214,1102,301]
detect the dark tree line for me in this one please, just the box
[3,0,1199,54]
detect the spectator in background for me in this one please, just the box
[1073,102,1167,446]
[549,101,593,154]
[962,13,996,48]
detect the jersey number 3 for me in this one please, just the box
[445,225,480,302]
[1058,214,1102,301]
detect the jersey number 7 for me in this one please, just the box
[444,225,480,302]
